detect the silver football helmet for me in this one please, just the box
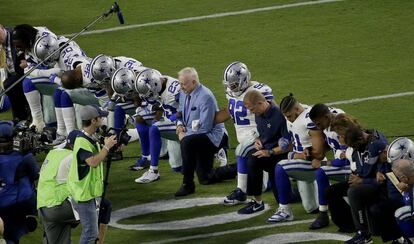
[33,35,60,66]
[91,54,116,84]
[387,137,414,163]
[134,68,163,99]
[110,68,135,95]
[223,61,251,96]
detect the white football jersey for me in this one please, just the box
[226,81,274,143]
[56,36,87,71]
[114,56,144,73]
[286,104,314,153]
[322,107,345,153]
[159,76,180,118]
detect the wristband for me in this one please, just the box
[103,145,110,152]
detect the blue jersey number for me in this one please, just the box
[168,80,179,93]
[292,133,303,152]
[124,60,136,69]
[327,137,341,151]
[228,99,250,125]
[253,83,264,89]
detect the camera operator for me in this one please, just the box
[67,105,117,244]
[37,130,82,244]
[0,120,39,243]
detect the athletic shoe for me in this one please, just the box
[215,148,228,166]
[223,188,247,205]
[267,207,294,223]
[174,183,195,197]
[309,211,329,229]
[129,157,150,171]
[344,231,373,244]
[135,169,160,184]
[237,199,265,214]
[51,134,66,146]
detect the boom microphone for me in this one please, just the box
[104,2,124,24]
[115,2,125,24]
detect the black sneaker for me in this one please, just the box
[237,199,265,214]
[223,188,247,206]
[344,231,372,244]
[309,211,329,229]
[174,184,195,197]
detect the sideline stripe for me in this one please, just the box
[326,91,414,106]
[142,219,314,244]
[64,0,344,36]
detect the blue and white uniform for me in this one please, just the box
[275,105,319,213]
[22,27,86,131]
[314,107,351,209]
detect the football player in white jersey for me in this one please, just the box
[215,61,274,205]
[307,103,351,229]
[131,68,183,183]
[11,25,61,131]
[60,55,144,136]
[268,94,325,223]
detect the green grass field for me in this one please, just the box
[2,0,414,243]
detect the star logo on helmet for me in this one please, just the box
[236,70,242,76]
[398,143,406,151]
[44,44,50,50]
[121,80,128,87]
[143,77,151,84]
[99,68,105,73]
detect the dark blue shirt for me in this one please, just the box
[255,104,289,150]
[352,129,387,185]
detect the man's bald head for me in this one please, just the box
[392,159,414,184]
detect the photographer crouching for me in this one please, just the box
[67,105,117,244]
[0,121,39,244]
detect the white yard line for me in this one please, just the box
[142,219,314,244]
[64,0,344,37]
[326,91,414,106]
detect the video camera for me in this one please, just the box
[13,121,55,154]
[98,125,131,152]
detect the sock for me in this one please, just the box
[136,123,150,156]
[279,204,291,211]
[316,168,330,206]
[60,90,76,134]
[149,125,162,167]
[24,90,43,123]
[237,173,248,193]
[319,205,328,212]
[275,164,292,205]
[150,165,158,171]
[53,89,66,136]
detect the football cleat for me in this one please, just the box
[344,231,373,244]
[135,169,160,184]
[237,199,264,214]
[129,157,150,171]
[267,207,294,223]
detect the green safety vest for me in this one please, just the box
[37,149,72,209]
[67,136,103,202]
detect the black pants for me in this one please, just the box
[326,181,355,232]
[369,198,404,242]
[180,133,228,185]
[246,151,287,201]
[3,74,30,121]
